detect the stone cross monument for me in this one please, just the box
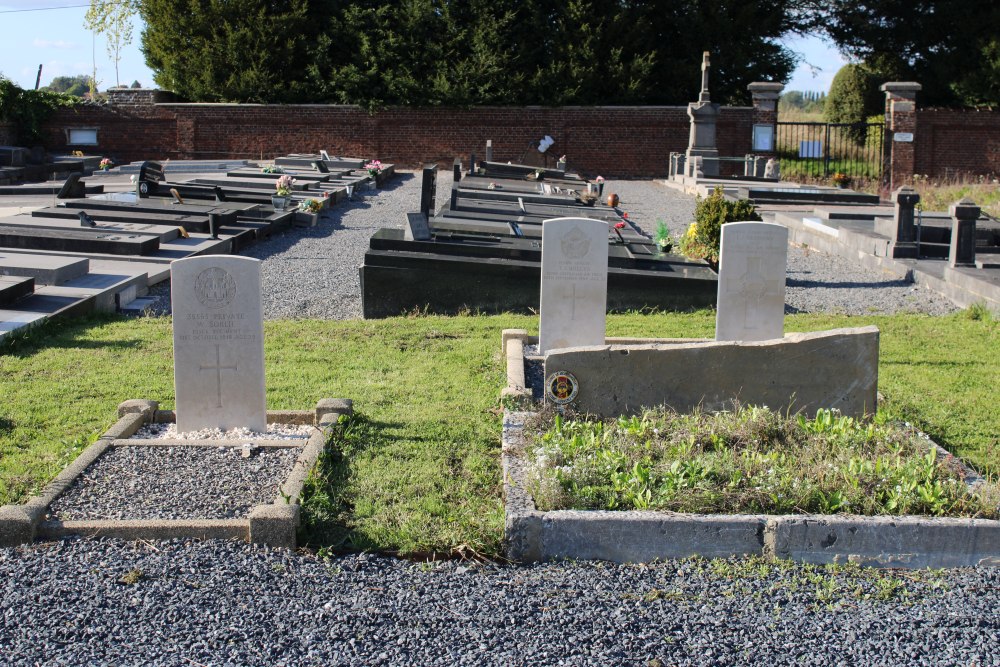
[686,51,720,177]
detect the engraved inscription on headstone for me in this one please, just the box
[171,256,266,433]
[539,217,609,353]
[715,221,788,342]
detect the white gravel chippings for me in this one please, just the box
[0,538,997,666]
[142,175,962,319]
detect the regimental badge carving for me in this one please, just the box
[545,371,579,405]
[560,227,591,259]
[194,267,237,309]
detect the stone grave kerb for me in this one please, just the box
[715,221,788,342]
[538,217,609,353]
[170,255,266,433]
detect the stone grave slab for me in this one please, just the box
[715,221,788,342]
[0,214,179,242]
[171,256,266,433]
[538,217,609,353]
[0,275,33,305]
[0,252,89,285]
[0,224,160,256]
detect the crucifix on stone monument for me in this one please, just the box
[699,51,711,103]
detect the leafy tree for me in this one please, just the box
[43,75,92,97]
[825,63,882,144]
[84,0,140,89]
[811,0,1000,106]
[139,0,324,102]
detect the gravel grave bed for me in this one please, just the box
[132,422,315,440]
[140,175,961,319]
[0,538,997,666]
[45,445,302,521]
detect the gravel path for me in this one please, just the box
[1,538,997,666]
[143,174,961,318]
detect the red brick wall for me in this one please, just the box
[40,103,755,178]
[914,109,1000,179]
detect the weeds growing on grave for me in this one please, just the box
[527,405,1000,517]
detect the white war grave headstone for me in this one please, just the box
[715,221,788,342]
[538,217,609,353]
[171,255,266,433]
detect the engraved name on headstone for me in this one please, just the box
[538,217,609,353]
[715,221,788,342]
[171,255,266,433]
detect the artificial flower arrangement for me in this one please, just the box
[99,158,113,171]
[262,164,284,174]
[831,172,851,187]
[365,160,383,177]
[275,174,295,196]
[299,198,323,214]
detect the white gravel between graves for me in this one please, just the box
[142,173,961,318]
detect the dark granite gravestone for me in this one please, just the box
[57,172,86,199]
[453,158,462,183]
[420,164,438,219]
[404,213,432,241]
[888,186,920,258]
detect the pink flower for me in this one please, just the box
[614,221,626,229]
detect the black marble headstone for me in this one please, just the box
[420,163,438,219]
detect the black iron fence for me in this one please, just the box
[775,121,886,182]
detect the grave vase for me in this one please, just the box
[271,195,289,210]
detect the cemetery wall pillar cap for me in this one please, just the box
[880,82,922,98]
[747,82,784,98]
[950,198,981,220]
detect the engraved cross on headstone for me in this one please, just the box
[568,283,590,321]
[200,343,239,408]
[699,51,711,102]
[726,257,783,330]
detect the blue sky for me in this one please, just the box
[0,2,845,94]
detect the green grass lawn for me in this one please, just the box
[0,310,997,556]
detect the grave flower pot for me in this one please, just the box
[271,195,289,210]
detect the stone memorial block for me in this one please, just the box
[171,256,266,433]
[949,198,980,267]
[888,186,920,258]
[539,217,609,353]
[715,221,788,342]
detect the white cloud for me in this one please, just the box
[33,38,78,49]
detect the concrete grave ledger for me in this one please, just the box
[715,221,788,342]
[538,217,609,353]
[171,256,266,433]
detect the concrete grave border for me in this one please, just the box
[0,397,354,550]
[501,329,1000,568]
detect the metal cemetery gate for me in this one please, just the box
[775,121,886,182]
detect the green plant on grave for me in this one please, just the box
[261,164,284,174]
[654,219,673,254]
[677,186,760,265]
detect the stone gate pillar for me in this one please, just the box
[748,82,783,174]
[881,82,921,191]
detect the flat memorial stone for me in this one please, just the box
[715,221,787,342]
[171,256,266,433]
[538,217,609,353]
